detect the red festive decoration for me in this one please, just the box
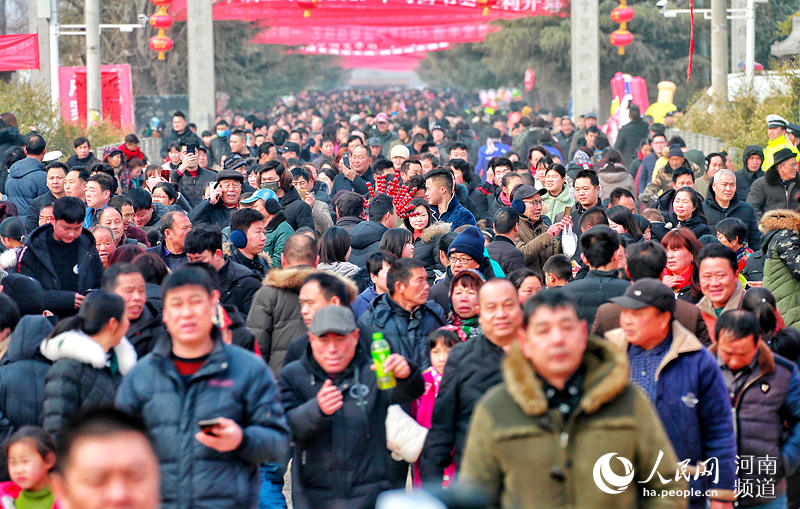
[149,0,173,60]
[609,0,634,55]
[476,0,499,16]
[149,13,173,30]
[297,0,319,18]
[365,175,419,218]
[610,6,634,23]
[609,30,632,49]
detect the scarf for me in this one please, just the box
[662,265,693,291]
[449,314,480,340]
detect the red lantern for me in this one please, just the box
[610,30,633,49]
[610,0,634,55]
[149,13,173,30]
[297,0,318,18]
[610,6,634,23]
[149,0,173,60]
[476,0,499,16]
[149,35,173,53]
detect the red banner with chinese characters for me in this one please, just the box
[0,34,40,71]
[253,23,497,46]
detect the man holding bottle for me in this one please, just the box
[279,305,424,509]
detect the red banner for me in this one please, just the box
[0,34,40,71]
[298,42,451,56]
[59,64,134,128]
[254,23,496,46]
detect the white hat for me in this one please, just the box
[766,114,788,128]
[389,145,409,160]
[43,150,63,163]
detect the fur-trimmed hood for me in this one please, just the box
[262,265,359,302]
[503,337,629,416]
[40,331,137,375]
[759,209,800,234]
[419,222,452,244]
[0,248,17,271]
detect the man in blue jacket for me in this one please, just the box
[6,132,48,217]
[117,266,290,509]
[606,279,737,509]
[425,169,476,230]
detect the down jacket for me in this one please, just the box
[348,221,387,267]
[747,163,800,219]
[357,293,445,369]
[16,224,104,317]
[0,316,53,440]
[247,266,359,376]
[413,222,451,283]
[279,344,424,509]
[709,341,800,507]
[5,158,48,217]
[420,334,504,483]
[703,187,762,249]
[41,331,137,440]
[606,321,737,504]
[761,210,800,331]
[116,335,290,509]
[460,339,686,509]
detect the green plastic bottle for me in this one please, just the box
[371,332,396,390]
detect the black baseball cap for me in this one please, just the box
[610,278,676,315]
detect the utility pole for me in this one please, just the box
[710,0,728,101]
[570,0,599,120]
[187,0,216,132]
[48,0,59,109]
[85,0,101,126]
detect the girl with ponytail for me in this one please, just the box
[40,290,137,440]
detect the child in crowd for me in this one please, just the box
[715,217,753,272]
[1,427,58,509]
[413,327,463,487]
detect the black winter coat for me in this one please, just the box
[41,331,137,440]
[747,166,800,220]
[127,304,164,359]
[217,258,262,316]
[17,224,104,317]
[735,145,765,202]
[171,167,217,209]
[0,316,53,440]
[160,128,202,159]
[24,191,56,233]
[189,199,236,229]
[486,235,525,275]
[335,216,364,235]
[561,269,630,329]
[117,336,290,509]
[614,118,650,166]
[357,293,445,369]
[280,187,314,231]
[420,334,504,482]
[348,220,387,267]
[279,345,424,509]
[703,193,762,249]
[413,222,451,284]
[670,214,714,240]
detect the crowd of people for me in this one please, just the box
[0,88,797,508]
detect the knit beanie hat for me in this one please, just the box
[448,226,485,262]
[667,144,684,159]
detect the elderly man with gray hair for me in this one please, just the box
[704,168,762,250]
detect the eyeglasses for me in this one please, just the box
[525,200,544,207]
[449,255,475,265]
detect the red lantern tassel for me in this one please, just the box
[686,0,694,81]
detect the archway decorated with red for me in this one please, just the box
[169,0,570,69]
